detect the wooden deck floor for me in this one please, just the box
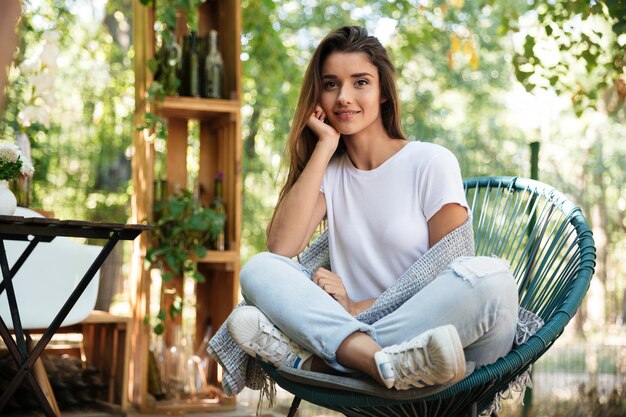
[3,406,280,417]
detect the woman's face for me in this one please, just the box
[319,52,386,138]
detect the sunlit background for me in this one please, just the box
[1,0,625,416]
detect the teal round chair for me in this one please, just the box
[261,176,596,417]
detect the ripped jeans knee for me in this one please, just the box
[449,256,511,287]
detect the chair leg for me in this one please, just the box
[287,396,301,417]
[470,402,477,417]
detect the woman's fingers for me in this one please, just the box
[313,268,347,297]
[313,105,326,121]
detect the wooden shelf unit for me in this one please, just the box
[130,0,242,413]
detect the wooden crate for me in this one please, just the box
[130,0,242,412]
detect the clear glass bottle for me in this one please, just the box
[210,172,226,250]
[203,30,224,98]
[183,323,213,397]
[195,322,214,386]
[164,324,186,398]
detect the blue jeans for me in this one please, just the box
[240,252,518,372]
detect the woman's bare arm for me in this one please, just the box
[428,203,469,247]
[267,108,339,257]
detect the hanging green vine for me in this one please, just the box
[145,190,225,334]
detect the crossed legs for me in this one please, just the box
[231,252,517,388]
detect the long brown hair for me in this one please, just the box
[269,26,405,235]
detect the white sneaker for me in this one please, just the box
[374,324,466,390]
[227,306,312,369]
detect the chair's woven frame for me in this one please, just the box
[262,176,596,417]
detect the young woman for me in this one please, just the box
[225,26,518,390]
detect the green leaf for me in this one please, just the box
[193,245,207,258]
[193,270,206,283]
[164,252,182,275]
[157,310,167,321]
[523,35,535,58]
[170,296,183,318]
[147,58,159,74]
[154,323,164,335]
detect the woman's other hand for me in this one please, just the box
[313,267,376,316]
[313,267,352,312]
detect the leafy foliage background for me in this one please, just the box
[0,0,624,331]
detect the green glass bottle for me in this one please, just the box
[210,172,226,250]
[188,31,201,97]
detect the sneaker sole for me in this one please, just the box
[437,325,466,385]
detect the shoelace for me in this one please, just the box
[252,323,300,367]
[391,341,434,387]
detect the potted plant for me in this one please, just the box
[0,141,34,215]
[146,189,225,334]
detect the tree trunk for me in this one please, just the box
[244,105,261,161]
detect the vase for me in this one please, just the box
[0,180,17,216]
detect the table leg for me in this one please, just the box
[0,235,119,416]
[0,316,59,416]
[0,240,28,358]
[28,335,62,416]
[0,238,40,296]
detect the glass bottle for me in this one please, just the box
[153,179,169,222]
[148,332,166,399]
[183,323,213,397]
[180,34,190,96]
[203,30,224,98]
[195,321,214,386]
[166,36,181,96]
[210,172,226,250]
[164,324,186,398]
[187,31,201,97]
[148,349,166,399]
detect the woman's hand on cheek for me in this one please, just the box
[312,267,354,314]
[307,105,340,152]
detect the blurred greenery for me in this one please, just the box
[0,0,624,335]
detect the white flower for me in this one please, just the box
[32,71,55,93]
[14,30,59,131]
[0,143,22,164]
[17,105,39,127]
[43,30,60,42]
[41,90,57,107]
[40,43,59,69]
[19,57,40,74]
[0,141,35,180]
[20,159,35,177]
[34,107,51,129]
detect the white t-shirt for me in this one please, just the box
[321,141,468,301]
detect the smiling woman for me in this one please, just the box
[209,26,518,401]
